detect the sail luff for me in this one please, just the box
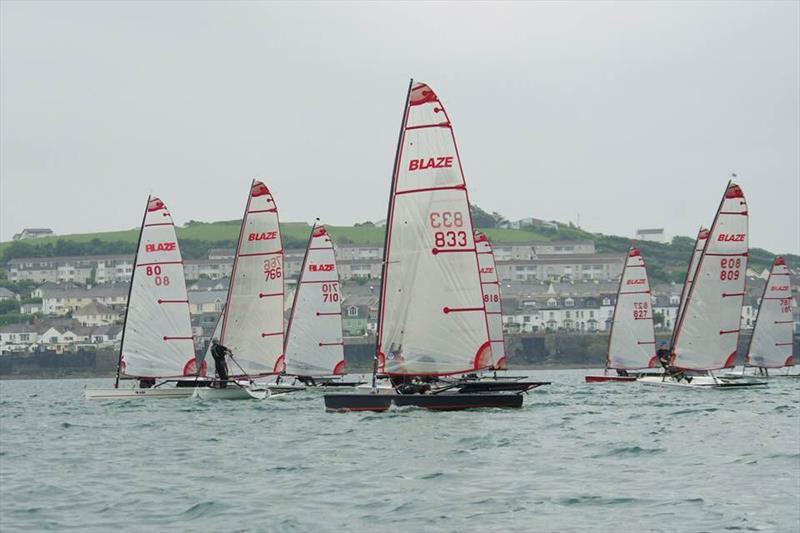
[376,79,415,373]
[219,179,254,348]
[284,221,317,355]
[670,227,708,347]
[115,196,151,388]
[672,181,748,370]
[604,247,630,371]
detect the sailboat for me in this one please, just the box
[324,80,548,411]
[740,257,797,377]
[192,180,287,400]
[282,223,363,388]
[638,181,766,388]
[585,247,658,383]
[85,196,203,399]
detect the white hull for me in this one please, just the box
[85,386,194,400]
[638,374,767,389]
[192,385,268,400]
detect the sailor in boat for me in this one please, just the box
[656,340,692,383]
[139,377,156,389]
[616,369,629,377]
[210,338,231,388]
[656,341,671,370]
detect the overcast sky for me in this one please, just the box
[1,1,798,253]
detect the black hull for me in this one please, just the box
[324,393,524,412]
[453,381,549,393]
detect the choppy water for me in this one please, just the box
[1,370,798,533]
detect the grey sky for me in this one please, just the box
[1,1,798,253]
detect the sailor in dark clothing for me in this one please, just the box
[656,341,671,371]
[210,338,231,388]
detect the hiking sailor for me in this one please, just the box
[210,338,232,388]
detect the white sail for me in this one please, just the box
[219,181,285,377]
[607,248,657,370]
[746,257,795,368]
[120,197,197,378]
[378,81,492,376]
[672,182,748,370]
[673,227,708,335]
[284,225,346,376]
[475,231,506,369]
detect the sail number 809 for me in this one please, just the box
[719,258,742,281]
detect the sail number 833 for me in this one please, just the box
[429,211,467,248]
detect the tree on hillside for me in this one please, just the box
[470,205,506,229]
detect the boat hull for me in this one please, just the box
[192,386,268,400]
[637,375,767,389]
[84,387,195,400]
[584,375,638,383]
[324,393,524,412]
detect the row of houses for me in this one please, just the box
[5,240,625,284]
[0,319,122,353]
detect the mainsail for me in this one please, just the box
[475,231,506,369]
[607,248,657,370]
[745,257,795,369]
[377,81,492,376]
[118,196,196,380]
[672,182,748,370]
[672,227,708,339]
[219,180,285,377]
[284,225,346,376]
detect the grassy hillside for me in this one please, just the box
[0,220,576,260]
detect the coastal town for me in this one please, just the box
[2,227,797,362]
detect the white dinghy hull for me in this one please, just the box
[192,385,269,400]
[85,386,194,400]
[638,374,767,389]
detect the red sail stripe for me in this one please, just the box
[395,184,466,196]
[137,261,183,267]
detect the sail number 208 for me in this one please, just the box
[430,211,467,249]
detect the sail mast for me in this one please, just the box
[115,195,151,388]
[604,247,630,371]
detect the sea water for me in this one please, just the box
[0,370,798,533]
